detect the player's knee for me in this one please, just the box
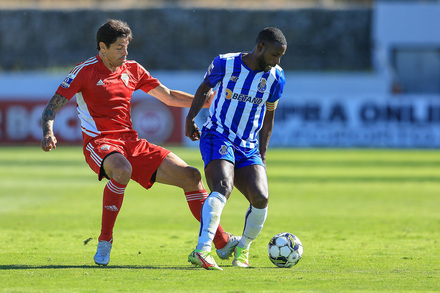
[251,193,269,209]
[111,163,132,185]
[215,178,234,197]
[184,166,203,187]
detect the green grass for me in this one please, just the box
[0,146,439,292]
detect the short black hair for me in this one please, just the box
[96,19,133,51]
[256,27,287,46]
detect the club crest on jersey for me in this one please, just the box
[101,145,110,151]
[230,75,239,82]
[61,74,74,88]
[121,73,129,87]
[219,145,229,155]
[257,78,267,93]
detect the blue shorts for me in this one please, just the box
[199,128,264,169]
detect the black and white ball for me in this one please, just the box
[268,232,303,268]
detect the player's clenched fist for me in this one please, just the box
[185,118,201,141]
[41,135,57,151]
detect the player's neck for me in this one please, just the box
[241,52,257,71]
[98,52,119,73]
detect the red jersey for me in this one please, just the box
[56,54,160,138]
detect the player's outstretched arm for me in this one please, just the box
[148,83,212,108]
[41,93,69,152]
[185,82,212,141]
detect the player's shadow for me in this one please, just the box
[0,264,275,270]
[0,264,194,270]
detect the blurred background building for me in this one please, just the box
[0,0,376,10]
[0,0,439,147]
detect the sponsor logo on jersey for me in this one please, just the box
[61,74,74,88]
[121,73,129,87]
[257,78,267,93]
[225,88,263,105]
[96,79,105,86]
[219,145,229,155]
[225,89,233,99]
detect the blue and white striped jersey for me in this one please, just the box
[203,52,286,149]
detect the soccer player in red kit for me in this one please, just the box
[41,19,239,266]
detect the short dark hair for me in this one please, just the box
[96,19,133,51]
[256,27,287,46]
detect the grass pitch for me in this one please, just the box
[0,146,439,292]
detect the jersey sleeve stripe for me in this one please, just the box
[71,57,98,76]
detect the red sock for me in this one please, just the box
[185,189,229,249]
[99,178,126,242]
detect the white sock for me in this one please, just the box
[239,205,268,250]
[196,192,227,252]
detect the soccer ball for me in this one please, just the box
[268,232,303,268]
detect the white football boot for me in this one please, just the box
[94,240,112,266]
[216,234,241,260]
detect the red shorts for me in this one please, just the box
[82,132,171,189]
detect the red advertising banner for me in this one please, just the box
[0,98,183,145]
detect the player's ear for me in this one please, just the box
[256,42,265,55]
[99,41,107,51]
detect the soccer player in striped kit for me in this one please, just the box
[186,27,287,270]
[41,19,239,266]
